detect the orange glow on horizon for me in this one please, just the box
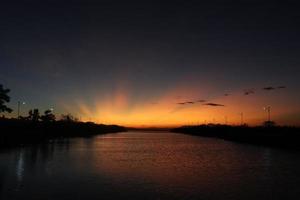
[59,80,299,128]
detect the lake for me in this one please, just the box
[1,131,300,200]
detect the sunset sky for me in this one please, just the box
[1,1,300,127]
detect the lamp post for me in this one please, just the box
[264,106,271,122]
[224,116,228,125]
[17,101,26,119]
[240,112,244,125]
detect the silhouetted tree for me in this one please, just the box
[19,116,28,120]
[28,109,40,122]
[0,84,12,113]
[263,121,276,127]
[40,109,56,122]
[60,114,78,122]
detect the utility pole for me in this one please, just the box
[17,101,20,119]
[240,112,244,125]
[17,101,26,119]
[264,106,271,121]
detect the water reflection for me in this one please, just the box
[0,132,300,200]
[16,151,24,190]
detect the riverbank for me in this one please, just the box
[0,118,126,148]
[172,125,300,150]
[2,131,300,200]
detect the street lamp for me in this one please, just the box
[263,106,271,122]
[224,116,228,125]
[240,112,244,125]
[17,101,26,119]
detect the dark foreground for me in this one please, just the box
[1,131,300,200]
[172,125,300,150]
[0,118,126,148]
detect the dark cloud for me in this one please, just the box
[244,89,255,95]
[203,103,225,107]
[197,99,206,103]
[263,87,276,91]
[277,86,287,89]
[263,86,287,91]
[177,101,195,105]
[186,101,195,104]
[224,93,230,96]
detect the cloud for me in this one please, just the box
[186,101,195,104]
[263,87,276,91]
[203,103,225,107]
[177,99,207,105]
[224,93,230,96]
[263,86,287,91]
[277,86,287,89]
[244,89,255,95]
[197,99,206,103]
[177,101,195,105]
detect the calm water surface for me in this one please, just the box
[0,131,300,200]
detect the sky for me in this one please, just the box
[1,0,300,127]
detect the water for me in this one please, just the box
[0,131,300,200]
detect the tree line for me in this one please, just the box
[0,84,78,122]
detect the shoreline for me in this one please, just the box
[172,125,300,150]
[0,118,127,149]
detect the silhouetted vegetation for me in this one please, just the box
[0,117,126,148]
[28,109,40,122]
[60,113,78,122]
[172,124,300,150]
[40,109,56,122]
[0,84,12,113]
[0,84,126,149]
[263,120,276,127]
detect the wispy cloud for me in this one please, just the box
[203,103,225,107]
[244,89,255,95]
[197,99,206,103]
[177,101,195,105]
[277,86,287,89]
[186,101,195,104]
[263,86,287,91]
[263,87,276,91]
